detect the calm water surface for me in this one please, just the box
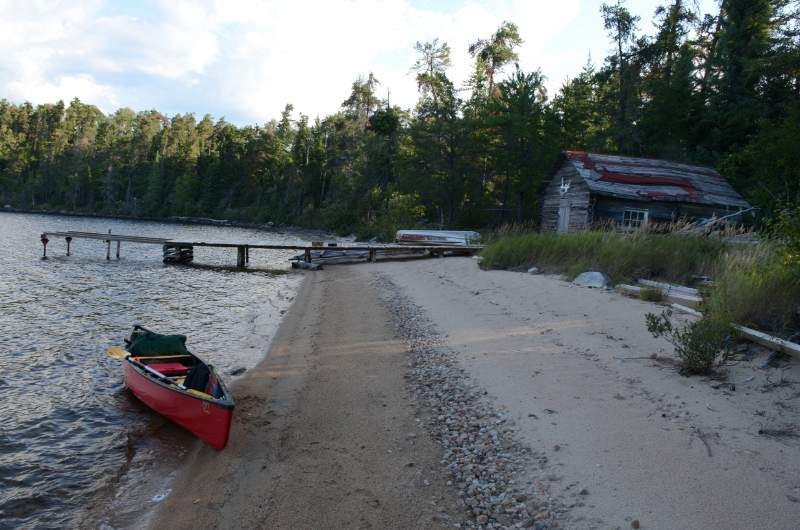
[0,212,318,529]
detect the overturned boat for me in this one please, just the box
[395,230,481,246]
[120,326,234,450]
[289,230,482,265]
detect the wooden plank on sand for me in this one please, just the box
[638,279,699,296]
[617,284,703,309]
[670,303,800,358]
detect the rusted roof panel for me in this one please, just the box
[563,151,751,209]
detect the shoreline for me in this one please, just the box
[85,275,306,530]
[148,265,463,529]
[0,207,335,239]
[145,258,800,530]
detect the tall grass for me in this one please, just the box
[707,245,800,333]
[481,230,800,335]
[480,230,726,283]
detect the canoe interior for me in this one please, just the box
[129,353,234,407]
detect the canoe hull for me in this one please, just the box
[124,361,233,450]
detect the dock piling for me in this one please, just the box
[40,234,49,259]
[106,229,111,261]
[66,236,72,256]
[116,240,121,259]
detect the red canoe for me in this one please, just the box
[121,327,235,450]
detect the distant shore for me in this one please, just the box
[0,206,331,238]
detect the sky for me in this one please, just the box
[0,0,718,125]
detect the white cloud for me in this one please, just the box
[0,0,720,123]
[205,0,583,121]
[6,73,118,110]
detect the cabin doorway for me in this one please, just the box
[557,205,570,233]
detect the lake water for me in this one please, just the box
[0,212,318,529]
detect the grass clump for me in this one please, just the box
[646,310,736,375]
[639,286,664,302]
[480,230,726,283]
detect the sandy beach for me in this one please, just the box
[149,257,800,530]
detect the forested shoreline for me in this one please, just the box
[1,1,798,239]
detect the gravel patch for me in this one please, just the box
[374,273,567,530]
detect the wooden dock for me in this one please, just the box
[39,230,482,268]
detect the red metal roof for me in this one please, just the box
[562,151,750,208]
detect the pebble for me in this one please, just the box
[375,274,567,529]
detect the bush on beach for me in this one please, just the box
[646,310,736,375]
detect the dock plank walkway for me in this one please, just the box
[39,230,482,268]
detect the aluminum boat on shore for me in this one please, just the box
[395,230,481,246]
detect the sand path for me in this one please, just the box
[374,257,800,529]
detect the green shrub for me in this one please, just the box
[771,205,800,267]
[646,310,735,375]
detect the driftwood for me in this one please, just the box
[637,279,699,296]
[669,304,800,358]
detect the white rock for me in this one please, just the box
[573,271,611,289]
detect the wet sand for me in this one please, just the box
[149,266,461,529]
[150,258,800,530]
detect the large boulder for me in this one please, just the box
[573,271,611,289]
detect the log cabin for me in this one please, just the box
[540,151,753,232]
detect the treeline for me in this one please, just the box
[0,0,798,238]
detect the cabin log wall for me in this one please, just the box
[540,165,592,232]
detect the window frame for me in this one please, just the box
[622,208,649,230]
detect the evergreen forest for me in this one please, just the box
[1,0,798,239]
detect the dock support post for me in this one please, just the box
[116,240,121,259]
[106,229,111,261]
[65,236,71,256]
[304,249,311,263]
[245,246,249,265]
[369,249,376,262]
[40,234,49,259]
[236,246,246,268]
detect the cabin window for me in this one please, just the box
[622,208,648,229]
